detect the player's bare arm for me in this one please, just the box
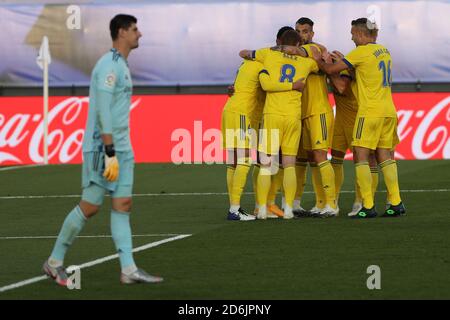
[329,74,351,94]
[310,45,348,74]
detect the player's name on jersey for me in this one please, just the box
[373,48,390,58]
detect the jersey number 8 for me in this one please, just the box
[279,64,296,83]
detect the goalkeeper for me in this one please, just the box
[42,14,163,285]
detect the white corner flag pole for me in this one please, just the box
[37,36,51,165]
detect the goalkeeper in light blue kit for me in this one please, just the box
[43,14,163,285]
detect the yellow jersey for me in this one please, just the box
[254,47,319,119]
[333,70,358,126]
[300,43,333,119]
[343,43,397,118]
[223,60,266,121]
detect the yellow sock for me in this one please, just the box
[311,163,325,209]
[256,167,272,206]
[295,161,307,201]
[371,166,379,199]
[318,160,337,209]
[226,166,235,205]
[267,167,283,204]
[283,166,297,208]
[354,179,362,204]
[331,157,344,203]
[355,162,374,208]
[230,163,251,206]
[252,164,260,206]
[379,160,402,205]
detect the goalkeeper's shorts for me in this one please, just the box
[81,151,134,206]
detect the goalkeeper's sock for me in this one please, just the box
[111,210,137,275]
[49,205,87,267]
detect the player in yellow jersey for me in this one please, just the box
[223,28,304,221]
[290,17,338,218]
[239,30,318,219]
[310,18,405,218]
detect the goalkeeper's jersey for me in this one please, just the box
[83,48,133,152]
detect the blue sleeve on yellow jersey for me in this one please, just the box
[344,46,367,69]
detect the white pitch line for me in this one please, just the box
[0,189,449,200]
[0,164,43,172]
[0,234,192,293]
[0,234,181,240]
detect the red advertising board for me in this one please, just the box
[0,93,449,165]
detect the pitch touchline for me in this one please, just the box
[0,164,43,172]
[0,234,192,293]
[0,189,449,200]
[0,234,181,240]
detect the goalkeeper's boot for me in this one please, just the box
[383,202,406,217]
[351,206,377,219]
[347,202,362,217]
[43,260,68,287]
[268,204,284,218]
[121,268,163,284]
[227,208,256,221]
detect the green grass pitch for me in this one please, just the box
[0,160,449,299]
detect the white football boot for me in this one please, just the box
[347,202,362,217]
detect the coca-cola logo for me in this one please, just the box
[0,97,141,165]
[0,94,448,165]
[397,96,450,159]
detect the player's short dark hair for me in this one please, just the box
[110,14,137,40]
[296,17,314,27]
[280,29,301,46]
[276,26,294,40]
[351,17,378,37]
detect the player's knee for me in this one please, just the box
[313,150,327,163]
[78,200,100,219]
[282,156,296,168]
[113,198,132,213]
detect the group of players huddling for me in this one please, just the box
[221,17,407,221]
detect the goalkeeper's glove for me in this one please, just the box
[103,144,119,182]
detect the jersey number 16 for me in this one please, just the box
[378,60,392,87]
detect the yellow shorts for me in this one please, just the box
[302,112,334,151]
[332,119,353,153]
[352,116,398,150]
[221,110,258,149]
[258,114,301,156]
